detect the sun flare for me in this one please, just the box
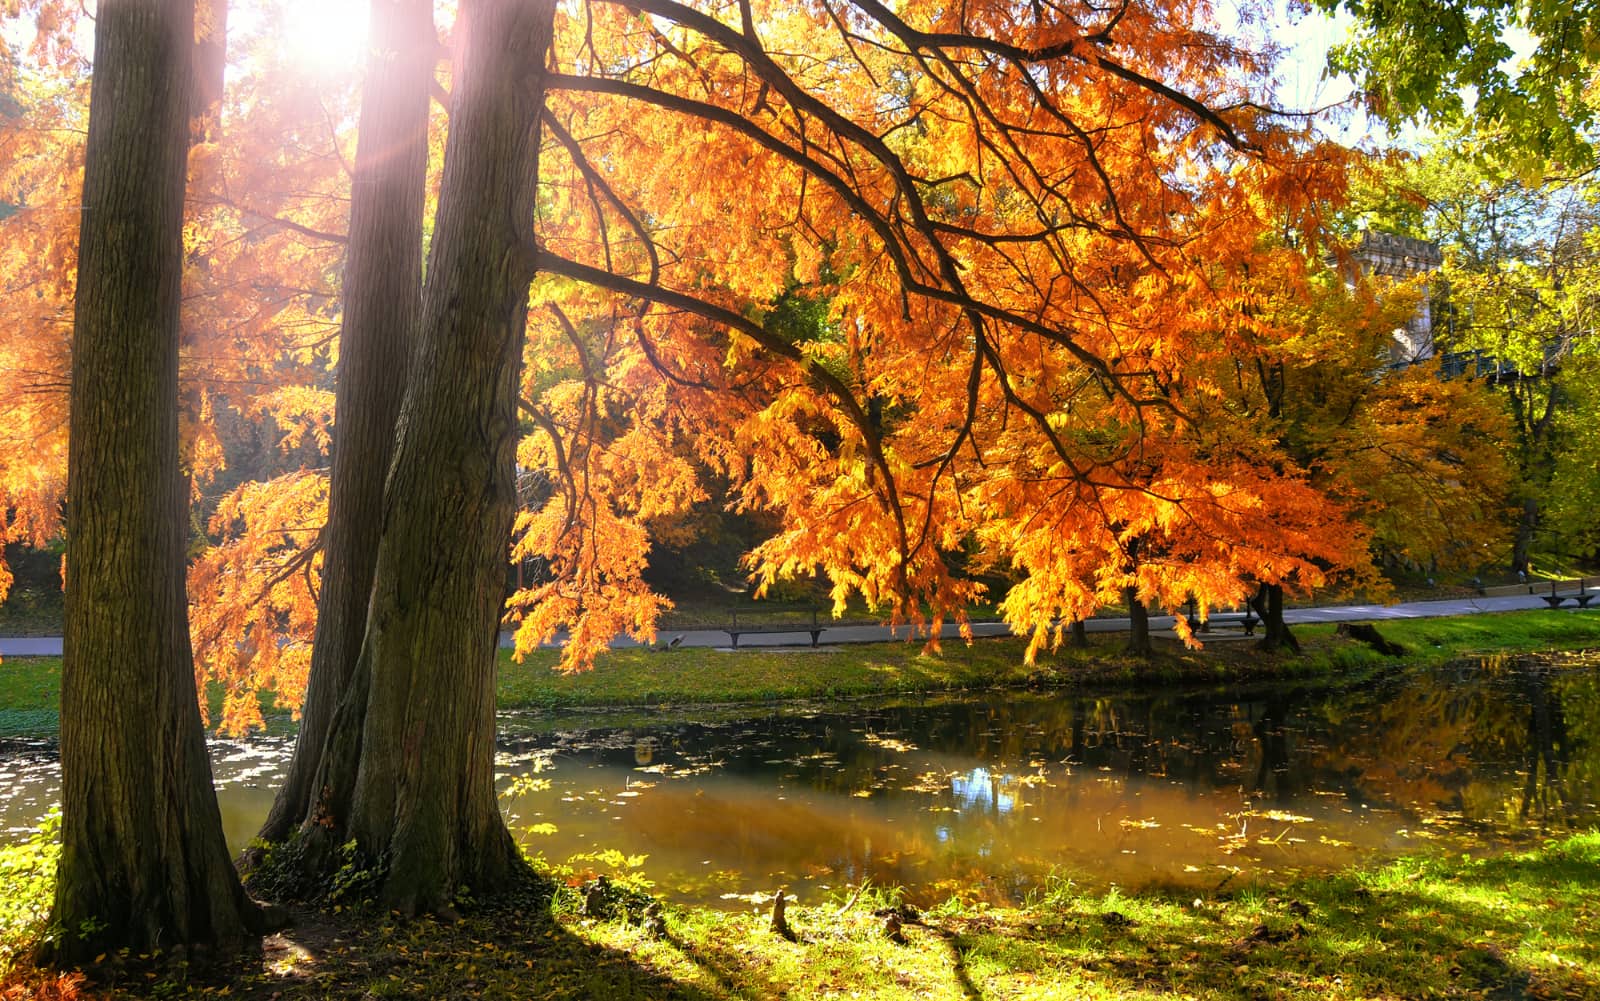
[280,0,370,73]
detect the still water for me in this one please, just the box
[2,654,1595,907]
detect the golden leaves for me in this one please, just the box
[189,469,328,734]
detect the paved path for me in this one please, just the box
[0,637,62,656]
[7,591,1576,657]
[593,592,1580,650]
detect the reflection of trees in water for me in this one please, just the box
[1305,654,1599,830]
[1516,664,1569,821]
[1441,655,1594,828]
[1253,694,1297,804]
[526,654,1599,839]
[560,690,1330,809]
[815,697,1292,801]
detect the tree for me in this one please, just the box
[1,0,364,709]
[508,0,1379,667]
[50,0,261,963]
[256,0,434,846]
[5,0,1446,923]
[1314,0,1600,172]
[1351,141,1600,572]
[283,0,554,914]
[1207,242,1513,647]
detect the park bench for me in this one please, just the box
[1540,580,1597,609]
[1184,600,1261,636]
[723,607,827,648]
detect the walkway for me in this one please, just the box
[1,591,1583,657]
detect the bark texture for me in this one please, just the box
[1251,583,1299,653]
[260,0,435,846]
[314,0,554,914]
[1511,495,1540,576]
[53,0,258,963]
[1123,587,1151,656]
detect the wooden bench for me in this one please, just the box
[723,607,826,648]
[1540,581,1597,609]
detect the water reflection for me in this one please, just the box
[1,655,1595,907]
[1514,661,1572,822]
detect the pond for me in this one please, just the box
[2,654,1596,909]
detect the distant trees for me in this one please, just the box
[1353,140,1600,572]
[1314,0,1600,172]
[1316,0,1600,572]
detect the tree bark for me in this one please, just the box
[259,0,435,847]
[1251,582,1299,653]
[310,0,553,915]
[52,0,259,964]
[1123,586,1151,656]
[191,0,227,141]
[1511,495,1539,575]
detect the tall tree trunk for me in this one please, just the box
[311,0,553,915]
[1252,582,1299,653]
[52,0,259,964]
[191,0,227,141]
[1123,586,1150,656]
[1511,495,1539,575]
[259,0,435,847]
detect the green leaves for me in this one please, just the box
[1317,0,1600,173]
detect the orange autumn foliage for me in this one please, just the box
[0,970,93,1001]
[0,0,1513,729]
[0,18,80,608]
[515,0,1374,661]
[1,3,350,715]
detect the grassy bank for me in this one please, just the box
[499,608,1600,710]
[2,829,1596,999]
[4,609,1600,735]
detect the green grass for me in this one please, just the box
[4,608,1600,736]
[601,833,1600,1000]
[0,656,60,737]
[5,829,1597,999]
[500,607,1600,710]
[496,638,1049,709]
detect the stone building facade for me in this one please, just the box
[1350,231,1443,365]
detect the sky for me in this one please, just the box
[0,0,1432,150]
[1226,0,1377,143]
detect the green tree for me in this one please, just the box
[1315,0,1600,172]
[1353,143,1600,571]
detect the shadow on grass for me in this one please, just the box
[934,927,985,1000]
[1012,838,1597,999]
[59,900,731,1001]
